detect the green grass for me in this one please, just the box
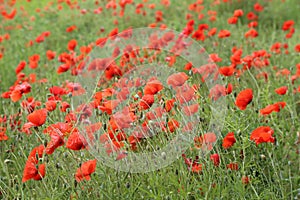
[0,0,300,199]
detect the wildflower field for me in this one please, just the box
[0,0,299,199]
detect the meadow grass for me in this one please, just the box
[0,0,299,199]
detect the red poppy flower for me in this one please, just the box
[242,176,250,184]
[114,130,126,142]
[231,49,243,65]
[274,102,286,110]
[10,82,31,102]
[191,162,203,173]
[146,107,165,120]
[139,94,155,110]
[276,68,290,77]
[99,100,120,115]
[192,30,205,41]
[282,20,294,31]
[247,12,258,20]
[45,131,64,154]
[219,66,234,76]
[208,27,217,37]
[115,151,128,161]
[226,83,233,94]
[15,61,26,74]
[228,16,238,24]
[60,101,70,112]
[66,25,77,33]
[167,72,189,88]
[248,21,258,28]
[67,39,77,51]
[66,129,87,150]
[94,88,113,101]
[245,29,258,38]
[22,145,46,182]
[21,97,41,113]
[165,98,175,112]
[167,118,180,133]
[250,126,275,145]
[22,162,46,182]
[104,140,124,155]
[95,37,107,47]
[46,50,56,60]
[49,86,66,97]
[162,31,175,42]
[57,63,70,74]
[144,80,163,95]
[222,132,236,149]
[35,34,45,43]
[64,111,76,123]
[259,104,275,115]
[275,86,288,95]
[89,58,113,71]
[0,127,8,141]
[209,84,226,101]
[29,61,38,69]
[43,122,73,136]
[235,88,253,110]
[218,30,231,38]
[254,3,264,12]
[294,44,300,53]
[29,54,40,63]
[210,153,220,166]
[182,154,203,173]
[75,159,97,182]
[233,9,243,17]
[184,62,193,70]
[105,64,122,80]
[209,54,222,62]
[227,163,239,170]
[194,132,216,150]
[80,45,92,55]
[114,87,129,101]
[45,100,57,111]
[175,85,195,104]
[21,122,35,135]
[2,8,17,20]
[259,102,286,116]
[111,107,135,130]
[27,108,48,126]
[182,104,199,116]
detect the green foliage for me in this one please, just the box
[0,0,299,199]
